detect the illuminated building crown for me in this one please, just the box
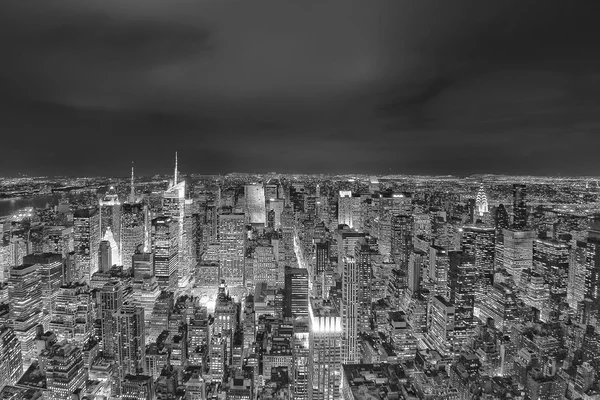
[475,183,489,216]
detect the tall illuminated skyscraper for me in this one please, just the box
[114,304,146,381]
[475,183,489,216]
[391,214,413,272]
[121,203,145,272]
[0,326,23,389]
[73,208,100,282]
[98,240,112,272]
[532,239,569,297]
[23,253,63,331]
[99,186,122,266]
[341,256,358,364]
[151,216,179,290]
[218,213,246,287]
[284,267,309,319]
[8,263,42,369]
[308,298,342,400]
[100,281,123,357]
[512,184,527,229]
[292,318,310,400]
[460,225,496,283]
[163,152,187,288]
[49,284,94,348]
[501,229,535,284]
[495,204,510,232]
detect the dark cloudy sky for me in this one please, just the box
[1,0,600,177]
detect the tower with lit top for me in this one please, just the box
[308,298,342,400]
[475,183,489,216]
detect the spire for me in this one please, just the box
[129,161,135,203]
[174,151,178,186]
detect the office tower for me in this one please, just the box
[245,184,267,226]
[532,239,569,297]
[495,204,510,232]
[131,275,160,340]
[151,216,178,290]
[163,152,186,288]
[460,225,496,283]
[49,284,94,348]
[267,199,285,230]
[308,299,342,400]
[114,304,146,380]
[292,318,310,400]
[121,203,145,271]
[100,281,123,357]
[0,326,23,389]
[502,229,535,284]
[255,245,278,287]
[132,252,154,281]
[208,336,226,383]
[447,252,477,344]
[99,187,122,266]
[568,240,589,309]
[475,183,489,217]
[341,256,358,364]
[73,208,100,282]
[8,264,42,369]
[99,240,112,272]
[314,242,330,296]
[284,267,309,319]
[23,253,63,331]
[512,184,527,229]
[218,213,246,287]
[46,343,87,400]
[281,205,296,266]
[476,282,518,334]
[429,245,450,298]
[584,218,600,304]
[336,227,365,275]
[427,295,456,358]
[407,249,425,298]
[213,288,237,337]
[391,214,413,270]
[354,239,374,332]
[338,191,359,228]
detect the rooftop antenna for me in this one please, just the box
[129,161,135,203]
[174,151,178,186]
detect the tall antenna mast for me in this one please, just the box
[129,161,135,203]
[174,151,178,186]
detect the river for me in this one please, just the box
[0,195,62,217]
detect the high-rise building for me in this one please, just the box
[429,245,450,298]
[132,252,154,281]
[23,253,63,331]
[341,256,358,364]
[338,191,360,229]
[99,281,123,357]
[151,217,179,290]
[308,298,342,400]
[532,239,569,297]
[427,295,456,358]
[495,204,510,232]
[501,229,535,284]
[354,239,374,332]
[73,208,100,282]
[8,264,42,369]
[391,215,413,272]
[475,282,518,334]
[284,267,309,319]
[49,284,94,348]
[447,251,477,344]
[46,343,87,400]
[512,184,527,229]
[460,225,495,283]
[475,183,489,217]
[163,152,187,288]
[292,318,310,400]
[121,203,145,271]
[99,187,122,266]
[218,213,246,287]
[245,184,267,226]
[0,326,23,389]
[99,240,112,272]
[114,304,146,380]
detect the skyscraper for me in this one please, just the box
[475,183,489,217]
[23,253,63,331]
[114,304,146,381]
[341,256,359,364]
[8,263,42,369]
[460,225,496,283]
[151,216,179,290]
[163,152,187,288]
[100,281,123,357]
[308,298,342,400]
[495,204,510,232]
[49,284,94,348]
[73,208,100,282]
[502,229,535,284]
[512,184,527,229]
[218,213,246,287]
[121,203,145,271]
[99,187,122,266]
[99,240,112,272]
[284,267,309,319]
[0,326,23,389]
[45,343,87,400]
